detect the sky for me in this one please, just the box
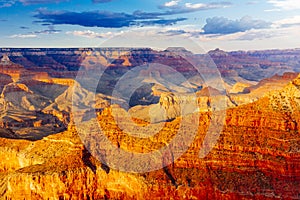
[0,0,300,51]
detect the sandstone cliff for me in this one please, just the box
[0,49,300,199]
[0,75,299,199]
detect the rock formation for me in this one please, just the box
[0,48,299,199]
[0,54,11,65]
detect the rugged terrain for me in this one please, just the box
[0,48,299,199]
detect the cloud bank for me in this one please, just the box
[66,30,118,38]
[9,33,37,38]
[34,9,187,28]
[159,1,232,13]
[202,16,270,34]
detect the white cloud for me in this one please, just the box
[185,3,206,9]
[66,30,120,39]
[159,1,231,11]
[183,2,230,10]
[267,0,300,11]
[164,0,180,7]
[9,34,37,38]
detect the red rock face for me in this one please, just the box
[0,48,300,199]
[0,73,13,93]
[3,88,297,199]
[90,96,299,199]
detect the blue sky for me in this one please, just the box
[0,0,300,51]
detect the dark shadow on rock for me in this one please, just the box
[0,112,67,141]
[82,148,97,174]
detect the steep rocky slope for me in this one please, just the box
[0,49,300,199]
[225,72,299,106]
[0,74,299,199]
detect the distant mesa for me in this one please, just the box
[164,47,192,54]
[208,48,229,56]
